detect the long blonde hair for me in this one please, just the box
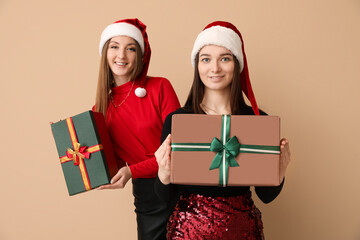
[94,39,143,117]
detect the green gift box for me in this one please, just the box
[51,111,121,196]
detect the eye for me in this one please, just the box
[221,57,231,62]
[127,47,136,52]
[200,58,210,63]
[110,45,118,49]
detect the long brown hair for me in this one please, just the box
[184,53,248,114]
[94,39,143,117]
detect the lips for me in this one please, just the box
[208,75,224,81]
[115,62,128,66]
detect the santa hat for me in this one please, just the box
[99,18,151,96]
[99,19,145,55]
[191,21,259,115]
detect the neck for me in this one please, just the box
[114,76,131,87]
[201,88,231,115]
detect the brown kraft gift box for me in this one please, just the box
[170,114,281,187]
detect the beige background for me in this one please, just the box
[1,0,359,239]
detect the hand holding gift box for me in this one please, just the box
[155,134,172,185]
[279,138,291,182]
[156,114,291,187]
[51,110,124,195]
[97,165,132,190]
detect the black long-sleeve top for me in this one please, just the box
[154,106,284,205]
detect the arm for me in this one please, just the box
[159,78,181,123]
[92,105,131,190]
[129,156,159,179]
[255,178,284,204]
[255,138,291,203]
[127,78,180,179]
[154,111,180,202]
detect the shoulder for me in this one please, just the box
[173,107,193,114]
[164,107,193,122]
[145,77,176,96]
[241,105,268,116]
[145,76,172,87]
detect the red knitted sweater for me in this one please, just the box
[103,77,180,179]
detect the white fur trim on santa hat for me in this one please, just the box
[191,25,244,72]
[99,22,144,56]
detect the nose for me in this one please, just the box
[117,47,126,59]
[211,60,221,73]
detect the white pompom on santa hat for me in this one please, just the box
[191,21,260,115]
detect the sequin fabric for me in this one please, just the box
[167,191,264,240]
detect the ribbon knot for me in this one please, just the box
[66,142,90,165]
[209,136,240,170]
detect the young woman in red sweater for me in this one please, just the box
[94,18,180,240]
[155,21,291,239]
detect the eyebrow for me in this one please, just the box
[199,53,233,57]
[220,53,233,56]
[109,41,136,46]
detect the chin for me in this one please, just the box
[206,84,230,91]
[114,72,130,78]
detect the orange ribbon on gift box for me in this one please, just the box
[59,118,103,191]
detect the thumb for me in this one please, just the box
[111,171,122,184]
[166,134,171,144]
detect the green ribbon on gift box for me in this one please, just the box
[171,115,281,187]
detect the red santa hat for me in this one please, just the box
[191,21,259,115]
[99,18,151,97]
[99,19,144,55]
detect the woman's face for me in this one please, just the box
[198,45,234,92]
[107,36,137,84]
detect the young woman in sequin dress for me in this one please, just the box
[154,21,291,240]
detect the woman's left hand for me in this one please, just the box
[279,138,291,182]
[155,134,172,185]
[97,166,132,190]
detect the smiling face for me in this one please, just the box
[107,36,138,85]
[198,45,235,92]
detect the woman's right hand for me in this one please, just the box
[97,166,132,190]
[155,134,172,185]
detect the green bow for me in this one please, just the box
[209,136,240,186]
[209,136,240,169]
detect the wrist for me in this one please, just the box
[158,171,170,185]
[126,165,133,178]
[127,166,132,177]
[279,172,285,183]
